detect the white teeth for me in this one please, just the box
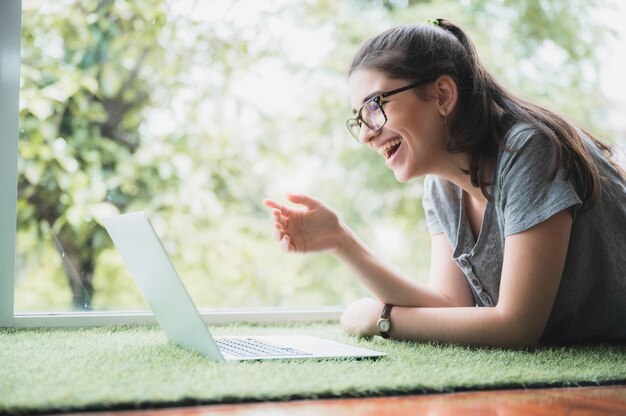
[378,138,402,157]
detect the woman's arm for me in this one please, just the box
[263,194,473,308]
[335,227,474,307]
[342,209,573,348]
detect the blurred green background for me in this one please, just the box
[15,0,622,312]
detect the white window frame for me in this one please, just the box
[0,0,21,328]
[0,1,342,328]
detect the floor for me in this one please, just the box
[70,385,626,416]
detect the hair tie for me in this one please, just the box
[424,18,440,26]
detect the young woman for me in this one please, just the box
[263,19,626,348]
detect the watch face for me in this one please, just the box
[378,319,390,332]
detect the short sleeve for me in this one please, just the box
[497,129,582,236]
[422,175,444,235]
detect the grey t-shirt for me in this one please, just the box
[422,123,626,342]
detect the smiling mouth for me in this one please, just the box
[378,138,402,160]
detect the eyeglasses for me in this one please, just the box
[346,79,434,143]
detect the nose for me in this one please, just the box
[359,124,381,144]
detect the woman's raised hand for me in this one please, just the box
[262,193,344,254]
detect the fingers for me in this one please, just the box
[264,194,319,211]
[271,208,289,230]
[274,225,295,252]
[271,220,293,252]
[263,197,297,252]
[269,205,291,247]
[262,199,282,211]
[279,235,291,252]
[286,193,320,209]
[272,224,282,241]
[264,199,291,221]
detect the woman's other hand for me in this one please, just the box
[340,298,382,338]
[262,193,344,254]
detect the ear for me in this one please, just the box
[433,75,457,118]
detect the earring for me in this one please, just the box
[444,112,448,126]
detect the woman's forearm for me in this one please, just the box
[388,305,539,348]
[341,297,540,348]
[333,224,455,307]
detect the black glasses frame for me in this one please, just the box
[346,79,435,142]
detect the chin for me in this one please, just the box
[393,170,410,183]
[393,167,422,183]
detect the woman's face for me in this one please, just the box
[348,68,451,182]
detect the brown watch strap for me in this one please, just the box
[381,304,393,320]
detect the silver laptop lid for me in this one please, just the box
[102,212,225,362]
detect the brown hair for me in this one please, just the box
[349,18,617,206]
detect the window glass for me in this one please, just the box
[15,0,621,313]
[15,0,433,312]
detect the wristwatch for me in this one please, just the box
[376,304,394,339]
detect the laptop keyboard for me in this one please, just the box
[216,337,312,358]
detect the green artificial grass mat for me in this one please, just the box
[1,322,626,415]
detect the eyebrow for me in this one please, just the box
[362,90,383,104]
[362,91,383,104]
[351,90,383,114]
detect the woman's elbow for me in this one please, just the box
[495,309,545,349]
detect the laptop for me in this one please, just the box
[102,212,386,362]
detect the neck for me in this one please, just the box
[433,153,488,202]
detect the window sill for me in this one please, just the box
[9,307,344,328]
